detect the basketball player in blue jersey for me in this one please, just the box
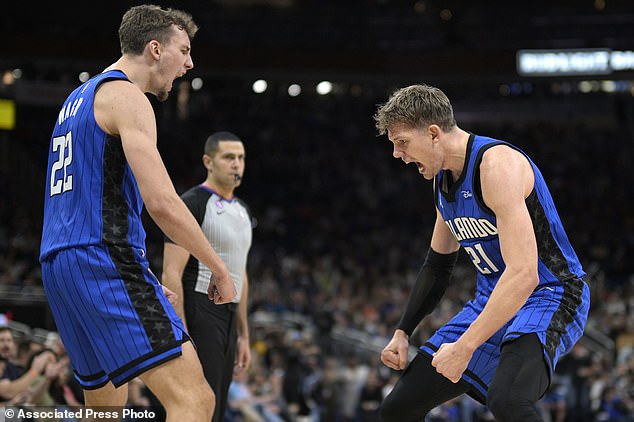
[374,84,590,422]
[39,5,236,421]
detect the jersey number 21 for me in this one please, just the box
[464,243,500,274]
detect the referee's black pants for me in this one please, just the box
[185,290,238,422]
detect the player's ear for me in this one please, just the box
[428,124,441,141]
[148,40,161,61]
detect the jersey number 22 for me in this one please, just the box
[50,132,73,196]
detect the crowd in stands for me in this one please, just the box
[1,83,633,421]
[0,324,83,412]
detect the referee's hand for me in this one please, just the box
[208,271,237,304]
[161,285,178,306]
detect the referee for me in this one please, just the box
[162,131,253,422]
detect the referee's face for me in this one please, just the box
[208,141,246,188]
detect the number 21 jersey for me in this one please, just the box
[434,134,585,297]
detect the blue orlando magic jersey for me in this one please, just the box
[40,70,145,260]
[423,134,589,403]
[435,134,585,296]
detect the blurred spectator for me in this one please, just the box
[557,343,594,421]
[227,369,288,422]
[48,355,83,408]
[540,375,568,422]
[357,368,384,421]
[0,326,56,403]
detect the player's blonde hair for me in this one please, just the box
[374,84,456,135]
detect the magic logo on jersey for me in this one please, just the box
[444,217,498,242]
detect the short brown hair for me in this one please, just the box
[374,84,456,135]
[119,4,198,55]
[204,131,242,156]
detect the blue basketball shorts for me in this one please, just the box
[41,244,190,389]
[420,278,590,403]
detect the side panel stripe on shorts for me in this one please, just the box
[102,137,176,350]
[107,244,177,349]
[526,193,582,362]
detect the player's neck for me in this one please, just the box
[443,128,471,179]
[105,56,150,93]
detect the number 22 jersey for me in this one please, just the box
[40,70,143,260]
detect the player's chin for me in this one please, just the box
[419,169,434,180]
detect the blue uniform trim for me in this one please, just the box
[75,371,110,391]
[109,340,187,387]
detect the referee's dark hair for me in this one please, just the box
[204,131,242,156]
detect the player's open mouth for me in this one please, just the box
[416,162,424,174]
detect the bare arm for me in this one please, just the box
[162,242,191,327]
[234,273,251,372]
[0,351,54,401]
[430,208,462,254]
[94,81,235,303]
[456,145,538,351]
[29,358,64,405]
[0,371,40,400]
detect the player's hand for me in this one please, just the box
[161,285,178,306]
[380,329,410,370]
[207,268,237,304]
[431,341,472,383]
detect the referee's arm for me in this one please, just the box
[235,273,251,372]
[162,242,191,330]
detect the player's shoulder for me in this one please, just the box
[98,79,144,101]
[480,141,527,172]
[94,78,150,130]
[94,75,147,114]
